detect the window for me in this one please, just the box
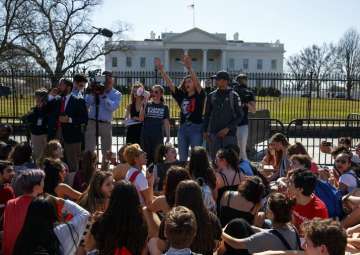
[243,59,249,70]
[192,58,197,62]
[126,57,132,67]
[271,59,277,70]
[229,58,235,70]
[209,58,214,62]
[140,57,146,68]
[112,57,117,67]
[257,59,263,70]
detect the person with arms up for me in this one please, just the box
[155,55,205,161]
[233,74,256,160]
[139,85,170,165]
[85,71,122,161]
[47,78,88,174]
[204,71,243,160]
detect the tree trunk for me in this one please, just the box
[347,79,352,100]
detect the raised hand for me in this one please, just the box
[182,54,192,69]
[154,58,163,70]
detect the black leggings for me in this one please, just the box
[141,132,163,165]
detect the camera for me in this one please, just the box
[87,69,106,95]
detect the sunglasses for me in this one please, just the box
[335,159,348,164]
[152,90,161,94]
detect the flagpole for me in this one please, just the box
[192,0,195,27]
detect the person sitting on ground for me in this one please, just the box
[222,193,302,254]
[225,144,255,176]
[147,166,190,214]
[152,143,183,193]
[163,206,199,255]
[215,148,244,212]
[0,124,17,147]
[302,219,347,255]
[288,169,328,232]
[85,181,148,255]
[124,143,154,206]
[78,171,114,213]
[13,196,90,255]
[262,133,290,181]
[9,142,36,173]
[73,150,98,192]
[38,139,67,169]
[3,169,45,255]
[219,176,265,227]
[43,158,81,201]
[218,218,254,255]
[0,160,15,218]
[289,154,312,172]
[174,180,222,255]
[335,152,359,195]
[287,142,319,174]
[188,146,217,212]
[112,144,131,181]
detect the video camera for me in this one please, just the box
[230,81,255,104]
[87,69,106,95]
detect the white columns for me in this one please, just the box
[183,49,189,71]
[202,49,208,73]
[164,49,170,71]
[221,50,227,70]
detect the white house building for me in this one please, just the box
[105,27,285,73]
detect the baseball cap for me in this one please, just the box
[236,73,248,81]
[211,71,230,81]
[102,71,113,77]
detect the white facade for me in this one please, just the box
[105,28,284,73]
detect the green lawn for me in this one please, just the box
[0,95,359,124]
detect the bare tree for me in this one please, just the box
[337,28,360,99]
[0,0,27,55]
[286,43,338,97]
[9,0,128,85]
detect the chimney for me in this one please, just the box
[233,32,239,41]
[150,31,156,40]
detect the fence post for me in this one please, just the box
[155,68,158,84]
[307,71,313,121]
[11,68,17,118]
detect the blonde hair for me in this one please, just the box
[38,140,62,167]
[124,144,143,166]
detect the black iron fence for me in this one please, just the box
[0,70,359,123]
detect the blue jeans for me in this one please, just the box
[178,123,203,161]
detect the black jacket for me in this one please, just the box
[47,95,88,143]
[24,106,48,135]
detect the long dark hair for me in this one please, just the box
[80,150,97,186]
[216,147,240,172]
[79,171,112,213]
[9,142,32,165]
[188,146,216,190]
[155,144,175,164]
[164,166,191,207]
[175,180,220,255]
[13,197,60,255]
[43,159,63,196]
[92,181,147,255]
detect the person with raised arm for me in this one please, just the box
[155,55,205,161]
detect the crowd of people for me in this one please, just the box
[0,55,359,255]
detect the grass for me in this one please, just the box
[0,95,359,124]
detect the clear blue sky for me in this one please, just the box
[92,0,360,59]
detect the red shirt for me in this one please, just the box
[3,195,33,255]
[292,195,328,231]
[0,184,15,215]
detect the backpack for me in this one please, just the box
[344,170,360,188]
[211,89,239,119]
[314,180,343,219]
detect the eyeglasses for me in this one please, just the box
[335,159,348,164]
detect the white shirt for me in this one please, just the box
[125,167,149,205]
[339,170,358,193]
[54,200,90,255]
